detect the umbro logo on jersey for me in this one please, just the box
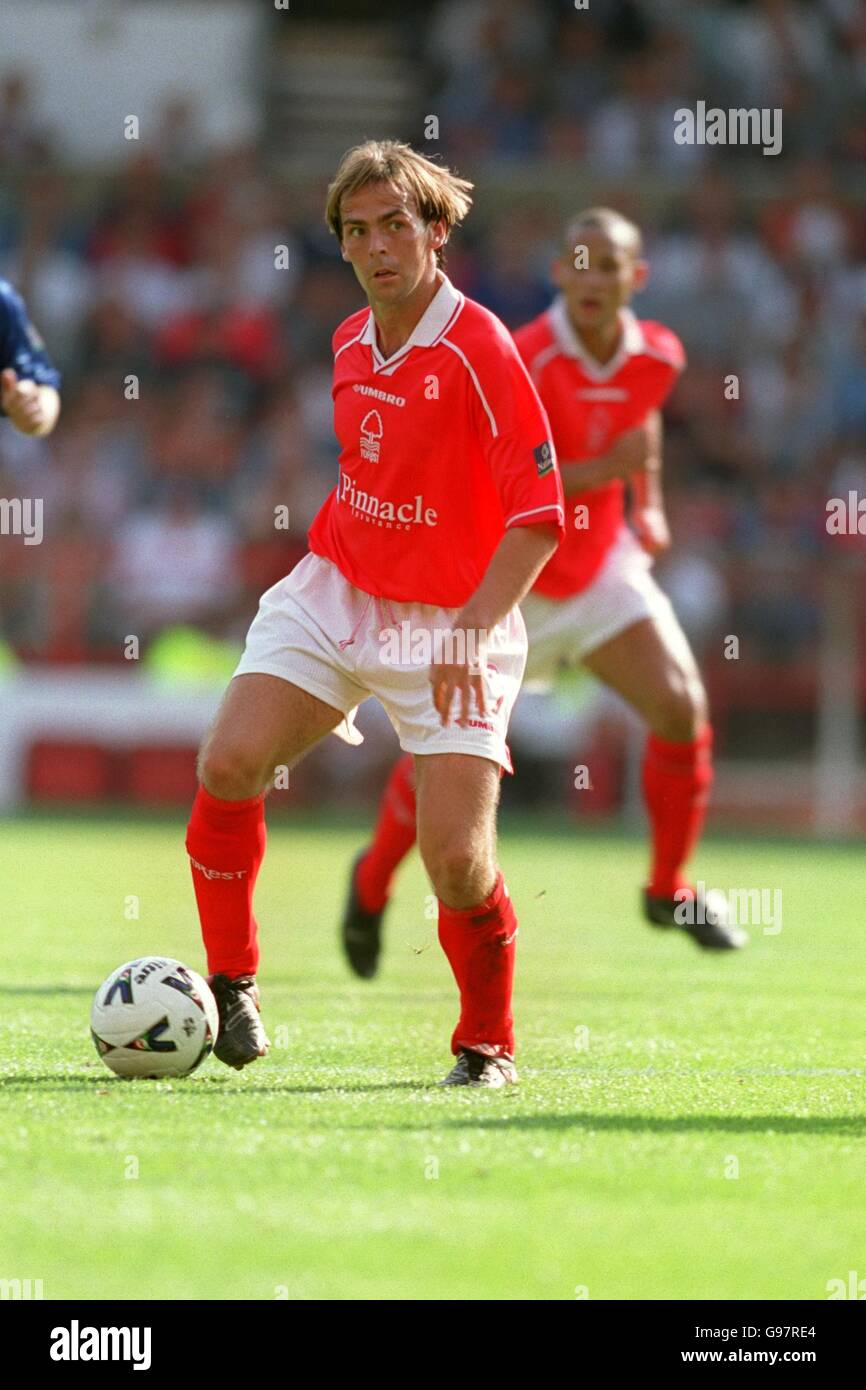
[534,440,554,476]
[576,387,628,401]
[360,409,383,462]
[353,383,406,408]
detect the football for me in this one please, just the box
[90,957,219,1079]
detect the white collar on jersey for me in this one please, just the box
[360,272,464,374]
[547,295,646,382]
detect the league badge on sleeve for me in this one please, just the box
[534,440,554,476]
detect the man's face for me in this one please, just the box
[339,181,445,307]
[552,226,647,333]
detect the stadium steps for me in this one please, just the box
[266,23,419,172]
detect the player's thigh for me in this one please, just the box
[521,591,582,682]
[414,752,501,867]
[199,673,345,791]
[582,611,707,732]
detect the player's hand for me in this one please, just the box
[564,414,663,494]
[609,415,660,477]
[632,505,671,556]
[430,661,487,727]
[430,627,488,727]
[1,369,49,434]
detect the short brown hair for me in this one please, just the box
[326,140,474,267]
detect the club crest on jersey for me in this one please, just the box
[585,406,612,454]
[534,440,554,476]
[360,409,383,462]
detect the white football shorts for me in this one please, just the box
[233,552,527,772]
[520,526,682,684]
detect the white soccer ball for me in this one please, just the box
[91,957,219,1079]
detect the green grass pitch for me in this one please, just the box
[2,814,864,1301]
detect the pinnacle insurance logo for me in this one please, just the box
[338,469,438,531]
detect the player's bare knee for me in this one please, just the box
[424,842,493,908]
[198,740,269,800]
[652,677,707,742]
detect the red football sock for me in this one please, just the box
[438,872,518,1058]
[355,752,417,913]
[185,785,266,978]
[642,723,713,899]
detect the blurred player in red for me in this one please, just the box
[185,142,565,1085]
[341,207,746,979]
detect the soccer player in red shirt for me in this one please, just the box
[184,141,565,1086]
[341,206,746,977]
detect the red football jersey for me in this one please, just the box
[515,299,685,598]
[307,275,565,607]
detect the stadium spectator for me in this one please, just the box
[104,480,240,641]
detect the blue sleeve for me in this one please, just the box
[0,279,61,415]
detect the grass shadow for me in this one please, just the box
[346,1111,866,1137]
[0,1073,425,1095]
[2,1075,863,1134]
[0,985,94,996]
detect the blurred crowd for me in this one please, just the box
[0,0,864,677]
[420,0,866,170]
